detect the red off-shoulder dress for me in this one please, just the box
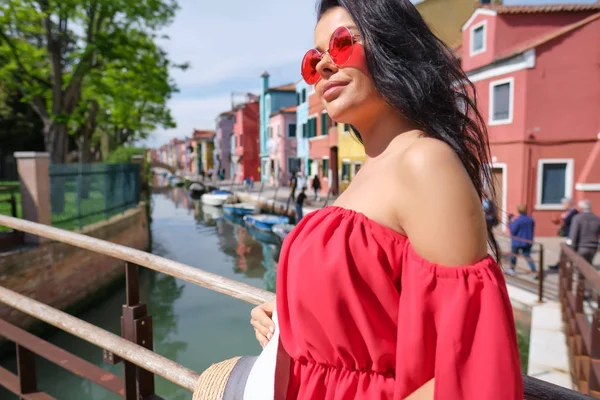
[276,206,523,400]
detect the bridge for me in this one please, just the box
[0,213,598,399]
[149,160,176,174]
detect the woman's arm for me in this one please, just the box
[396,138,488,266]
[394,139,492,400]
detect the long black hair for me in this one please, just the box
[317,0,500,260]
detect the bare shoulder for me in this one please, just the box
[395,138,489,266]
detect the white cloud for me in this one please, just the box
[148,0,316,147]
[144,94,230,147]
[161,0,316,87]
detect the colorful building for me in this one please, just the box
[266,106,298,186]
[191,130,215,175]
[307,90,339,195]
[415,0,496,47]
[214,111,235,179]
[337,124,366,193]
[460,3,600,235]
[259,72,297,182]
[295,80,311,176]
[232,100,260,182]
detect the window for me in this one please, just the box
[308,117,318,138]
[536,159,574,209]
[341,162,351,180]
[276,125,280,138]
[470,21,486,56]
[321,113,329,136]
[288,157,301,173]
[489,78,513,125]
[288,123,297,138]
[301,89,307,103]
[240,134,243,146]
[296,93,301,105]
[322,158,329,176]
[353,162,362,175]
[302,123,307,138]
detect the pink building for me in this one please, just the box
[460,3,600,236]
[266,106,298,185]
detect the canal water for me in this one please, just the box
[1,187,532,399]
[1,188,279,400]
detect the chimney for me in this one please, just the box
[261,71,270,94]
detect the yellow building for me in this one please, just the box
[415,0,499,47]
[337,123,366,193]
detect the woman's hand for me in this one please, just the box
[250,299,276,348]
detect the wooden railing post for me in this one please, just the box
[16,344,37,394]
[589,309,600,394]
[121,262,156,400]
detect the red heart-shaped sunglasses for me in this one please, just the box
[301,26,360,85]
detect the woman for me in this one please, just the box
[250,1,522,399]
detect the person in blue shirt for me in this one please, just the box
[507,205,537,275]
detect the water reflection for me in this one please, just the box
[1,186,281,400]
[195,201,280,293]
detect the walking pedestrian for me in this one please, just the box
[507,205,537,276]
[289,172,298,201]
[569,199,600,265]
[295,186,307,222]
[311,175,321,201]
[549,197,579,270]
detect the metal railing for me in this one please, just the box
[49,163,141,230]
[0,186,23,250]
[498,235,546,302]
[0,214,593,399]
[559,244,600,396]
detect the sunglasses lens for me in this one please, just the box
[329,27,353,66]
[301,49,321,84]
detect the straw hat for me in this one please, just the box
[193,357,242,400]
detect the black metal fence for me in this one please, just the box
[49,163,141,230]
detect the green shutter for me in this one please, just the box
[322,159,329,176]
[321,114,328,136]
[302,124,307,138]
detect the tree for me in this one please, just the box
[0,0,180,164]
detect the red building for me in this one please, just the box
[307,90,339,194]
[460,3,600,236]
[232,100,260,182]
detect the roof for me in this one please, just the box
[482,3,600,14]
[280,105,297,113]
[496,11,600,62]
[192,129,215,140]
[268,83,296,92]
[270,105,297,117]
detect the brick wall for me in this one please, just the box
[0,205,149,331]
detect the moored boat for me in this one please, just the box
[272,223,295,241]
[189,182,206,198]
[223,202,258,216]
[201,190,233,207]
[243,214,289,232]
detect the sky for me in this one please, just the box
[145,0,597,148]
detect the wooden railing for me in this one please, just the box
[559,244,600,397]
[0,214,594,399]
